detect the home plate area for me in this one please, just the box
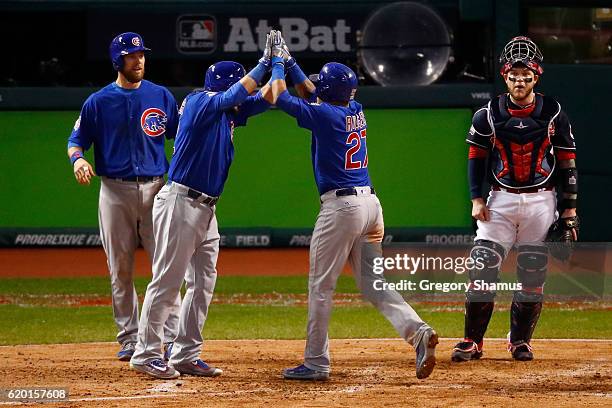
[0,339,610,407]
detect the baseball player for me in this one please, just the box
[129,49,273,379]
[267,31,438,381]
[67,32,181,362]
[452,36,579,362]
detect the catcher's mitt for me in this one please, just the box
[545,216,579,261]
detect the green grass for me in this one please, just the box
[0,276,359,296]
[0,304,609,345]
[1,272,606,298]
[0,276,609,345]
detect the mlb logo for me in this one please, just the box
[177,15,216,54]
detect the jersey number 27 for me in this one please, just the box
[345,129,368,170]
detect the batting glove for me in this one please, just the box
[279,37,296,70]
[270,30,289,61]
[258,33,272,70]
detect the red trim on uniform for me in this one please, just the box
[555,150,576,161]
[494,139,510,179]
[510,141,534,182]
[535,138,551,177]
[468,145,488,159]
[521,286,544,294]
[508,103,536,118]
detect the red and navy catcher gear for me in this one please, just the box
[499,36,544,76]
[311,62,358,103]
[204,61,246,92]
[109,32,150,71]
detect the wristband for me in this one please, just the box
[287,63,307,85]
[247,62,267,84]
[70,150,84,166]
[271,61,285,82]
[562,198,577,209]
[285,57,297,70]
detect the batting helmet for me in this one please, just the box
[204,61,246,92]
[312,62,358,103]
[499,36,544,76]
[109,32,150,71]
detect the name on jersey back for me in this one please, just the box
[346,111,367,132]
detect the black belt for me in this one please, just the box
[112,176,162,182]
[492,185,553,194]
[335,187,376,197]
[187,189,219,206]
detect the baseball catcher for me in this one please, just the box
[452,36,579,362]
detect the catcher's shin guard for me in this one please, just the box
[510,290,543,346]
[511,244,546,349]
[464,298,494,345]
[462,240,504,344]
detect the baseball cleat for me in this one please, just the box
[172,359,223,377]
[415,328,438,379]
[510,343,534,361]
[451,339,483,362]
[507,332,534,361]
[508,341,534,361]
[130,359,180,379]
[283,364,330,381]
[163,342,173,362]
[117,342,136,361]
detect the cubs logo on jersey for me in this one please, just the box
[141,108,168,137]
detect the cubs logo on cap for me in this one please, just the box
[109,32,151,71]
[141,108,168,137]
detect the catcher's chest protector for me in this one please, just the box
[489,94,558,188]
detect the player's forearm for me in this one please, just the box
[241,61,268,94]
[245,90,272,118]
[260,83,274,105]
[286,61,315,99]
[294,81,315,100]
[67,146,86,166]
[558,158,578,210]
[67,146,83,158]
[467,145,488,199]
[468,157,487,199]
[270,57,287,104]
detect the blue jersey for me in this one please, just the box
[168,84,270,197]
[68,80,178,177]
[276,91,371,195]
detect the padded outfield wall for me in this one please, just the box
[0,109,475,246]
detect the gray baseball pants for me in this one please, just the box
[131,181,219,365]
[304,187,430,372]
[98,177,180,346]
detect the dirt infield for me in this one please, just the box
[0,248,337,278]
[0,339,610,407]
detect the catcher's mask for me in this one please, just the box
[499,36,543,76]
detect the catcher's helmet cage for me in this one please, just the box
[499,36,544,76]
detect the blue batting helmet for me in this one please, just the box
[312,62,358,103]
[204,61,246,92]
[109,32,150,71]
